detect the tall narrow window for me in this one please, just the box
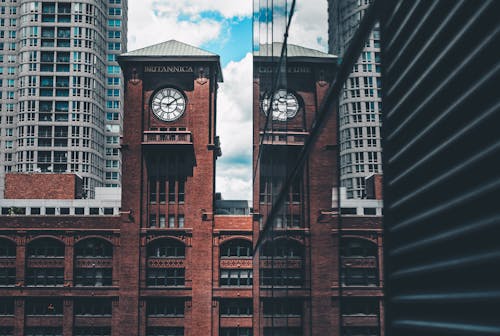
[178,179,185,203]
[159,177,166,203]
[149,177,157,203]
[168,179,175,202]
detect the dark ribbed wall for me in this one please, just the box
[381,1,500,335]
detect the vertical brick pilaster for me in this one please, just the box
[14,298,24,336]
[15,234,26,285]
[64,235,74,286]
[62,298,73,336]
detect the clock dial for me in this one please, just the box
[151,87,186,122]
[261,89,299,121]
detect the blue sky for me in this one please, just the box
[128,0,328,200]
[201,16,253,67]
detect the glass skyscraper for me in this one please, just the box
[0,0,127,198]
[329,0,382,199]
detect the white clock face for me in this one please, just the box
[262,89,299,121]
[151,87,186,122]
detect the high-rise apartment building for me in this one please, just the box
[0,0,127,198]
[328,0,382,199]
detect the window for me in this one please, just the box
[146,328,183,336]
[147,299,185,316]
[148,239,185,258]
[25,328,62,336]
[220,299,252,316]
[220,269,252,286]
[0,269,15,286]
[342,327,379,336]
[0,298,14,315]
[25,299,63,315]
[167,178,186,203]
[147,268,185,287]
[220,239,252,258]
[341,239,377,258]
[260,269,303,287]
[341,268,378,286]
[74,327,111,336]
[364,206,378,216]
[220,328,252,336]
[263,328,301,336]
[0,239,15,257]
[108,8,121,15]
[263,299,302,316]
[75,238,112,258]
[75,268,112,287]
[26,268,64,286]
[261,239,303,258]
[342,298,379,316]
[74,299,112,316]
[149,214,157,228]
[27,238,64,257]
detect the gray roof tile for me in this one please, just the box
[121,39,217,57]
[255,43,337,59]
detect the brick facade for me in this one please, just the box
[252,50,384,336]
[4,173,83,200]
[0,43,383,336]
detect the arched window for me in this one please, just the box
[261,239,304,259]
[147,239,185,258]
[0,238,16,286]
[74,238,113,287]
[27,238,64,257]
[0,238,15,257]
[341,238,379,287]
[26,238,64,286]
[147,239,186,287]
[220,239,252,258]
[341,238,377,258]
[75,238,112,258]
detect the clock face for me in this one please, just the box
[261,89,299,121]
[151,87,186,122]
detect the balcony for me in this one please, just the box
[142,130,193,146]
[260,131,308,146]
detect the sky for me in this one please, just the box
[128,0,329,200]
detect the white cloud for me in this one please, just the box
[128,0,252,51]
[216,53,253,200]
[288,0,329,52]
[128,1,222,51]
[216,164,253,201]
[152,0,252,19]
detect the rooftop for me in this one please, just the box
[254,42,337,60]
[121,39,217,58]
[118,39,223,82]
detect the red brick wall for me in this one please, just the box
[214,216,252,231]
[366,174,383,200]
[4,173,82,199]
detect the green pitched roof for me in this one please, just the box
[255,43,337,60]
[121,39,217,57]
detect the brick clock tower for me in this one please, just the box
[117,40,223,336]
[252,44,339,336]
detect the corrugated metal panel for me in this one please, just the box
[381,1,500,335]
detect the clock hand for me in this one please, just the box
[166,98,178,107]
